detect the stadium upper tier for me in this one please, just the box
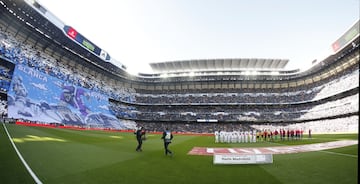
[149,58,289,74]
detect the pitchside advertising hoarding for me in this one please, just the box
[7,64,128,129]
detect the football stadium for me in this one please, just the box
[0,0,358,184]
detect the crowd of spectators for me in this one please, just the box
[297,94,358,120]
[1,24,359,134]
[251,115,358,134]
[0,97,7,118]
[313,69,358,100]
[136,121,254,133]
[0,65,11,92]
[135,115,358,134]
[109,66,358,123]
[108,101,137,119]
[2,25,358,107]
[108,40,358,132]
[0,29,136,102]
[131,93,357,122]
[134,67,358,105]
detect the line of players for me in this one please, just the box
[215,129,307,143]
[214,130,257,143]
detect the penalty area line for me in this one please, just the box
[318,150,358,158]
[2,123,43,184]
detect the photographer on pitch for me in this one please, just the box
[135,126,146,152]
[161,128,173,156]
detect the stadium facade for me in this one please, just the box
[0,0,358,133]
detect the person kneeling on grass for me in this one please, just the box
[161,128,173,156]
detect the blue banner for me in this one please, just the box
[7,64,127,129]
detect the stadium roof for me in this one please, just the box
[150,58,289,73]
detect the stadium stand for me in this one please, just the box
[0,93,7,118]
[0,0,358,134]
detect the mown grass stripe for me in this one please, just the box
[2,123,43,184]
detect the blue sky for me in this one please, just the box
[38,0,359,75]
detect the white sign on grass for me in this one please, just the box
[213,154,273,164]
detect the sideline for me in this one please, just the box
[2,123,43,184]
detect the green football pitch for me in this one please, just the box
[0,123,358,184]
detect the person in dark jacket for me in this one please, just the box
[135,126,146,152]
[161,128,173,156]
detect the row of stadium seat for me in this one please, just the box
[0,30,137,103]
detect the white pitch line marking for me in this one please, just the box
[318,150,358,158]
[2,123,43,184]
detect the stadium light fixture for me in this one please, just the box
[161,73,168,78]
[270,71,279,75]
[25,0,37,5]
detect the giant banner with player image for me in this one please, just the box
[7,64,128,129]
